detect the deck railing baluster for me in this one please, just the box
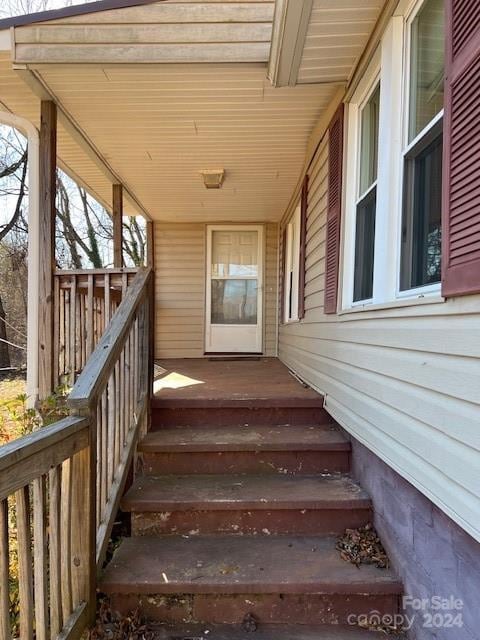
[53,268,139,389]
[0,267,153,639]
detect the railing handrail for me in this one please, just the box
[54,267,138,276]
[68,267,152,411]
[0,416,89,499]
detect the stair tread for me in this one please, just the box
[101,535,402,595]
[122,474,370,512]
[139,424,349,453]
[149,624,394,639]
[151,397,324,409]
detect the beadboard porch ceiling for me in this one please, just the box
[0,0,388,222]
[26,63,340,222]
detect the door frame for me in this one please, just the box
[205,224,264,354]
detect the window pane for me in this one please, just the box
[401,132,443,290]
[359,84,380,196]
[212,230,258,277]
[353,187,376,302]
[284,206,300,322]
[211,279,257,324]
[409,0,444,141]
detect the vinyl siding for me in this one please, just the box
[13,1,275,64]
[278,130,480,543]
[264,222,279,356]
[155,222,278,358]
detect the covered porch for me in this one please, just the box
[0,0,386,402]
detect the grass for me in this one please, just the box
[0,376,28,444]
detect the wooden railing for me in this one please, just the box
[0,267,153,640]
[54,268,138,388]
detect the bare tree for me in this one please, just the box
[123,216,146,267]
[0,127,29,369]
[0,0,67,19]
[0,121,146,373]
[0,0,147,375]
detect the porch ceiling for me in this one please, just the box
[0,54,339,222]
[34,63,339,222]
[297,0,386,84]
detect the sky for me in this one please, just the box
[1,0,88,20]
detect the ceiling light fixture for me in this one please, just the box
[200,169,225,189]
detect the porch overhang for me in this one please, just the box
[0,0,390,223]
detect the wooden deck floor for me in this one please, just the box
[153,358,321,404]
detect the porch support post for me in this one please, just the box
[112,183,123,268]
[38,100,57,400]
[146,220,154,267]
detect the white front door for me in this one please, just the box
[205,225,263,353]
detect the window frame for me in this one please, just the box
[283,203,301,323]
[352,81,381,304]
[341,0,445,311]
[397,0,444,298]
[342,55,381,309]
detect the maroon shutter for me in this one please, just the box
[298,174,309,319]
[324,104,344,314]
[442,1,480,297]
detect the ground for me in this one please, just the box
[0,374,27,442]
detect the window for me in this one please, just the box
[342,0,445,310]
[400,0,444,292]
[284,205,301,322]
[408,0,444,143]
[353,84,380,302]
[401,123,443,290]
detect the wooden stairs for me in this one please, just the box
[101,394,403,638]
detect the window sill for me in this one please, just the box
[338,294,445,315]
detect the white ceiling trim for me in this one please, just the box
[268,0,313,87]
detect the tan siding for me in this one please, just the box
[155,222,278,358]
[278,132,480,543]
[264,223,279,356]
[154,223,206,358]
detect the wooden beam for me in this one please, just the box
[38,100,56,400]
[112,184,123,268]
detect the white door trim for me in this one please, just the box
[205,224,264,353]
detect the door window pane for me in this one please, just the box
[211,279,258,324]
[401,131,443,290]
[353,188,377,302]
[359,85,381,196]
[212,230,258,277]
[409,0,444,141]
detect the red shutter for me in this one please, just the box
[442,1,480,297]
[298,174,309,319]
[324,104,344,314]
